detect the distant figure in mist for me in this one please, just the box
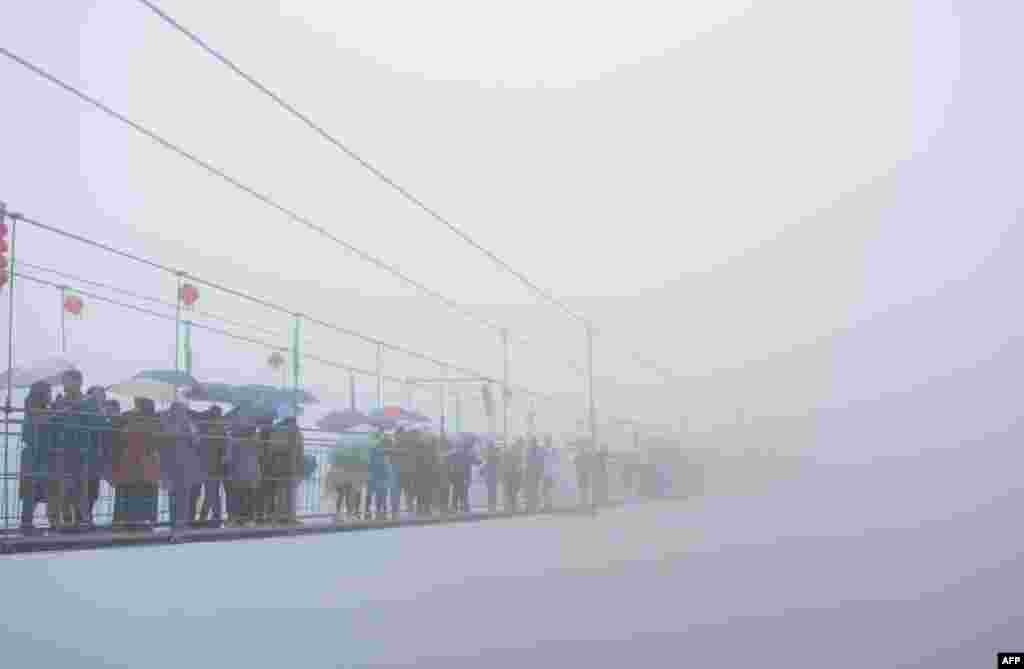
[575,447,592,508]
[502,439,524,513]
[524,437,544,513]
[482,440,500,513]
[594,445,610,507]
[541,436,556,511]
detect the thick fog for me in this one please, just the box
[2,0,1022,666]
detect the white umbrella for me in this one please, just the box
[108,378,180,404]
[0,355,78,389]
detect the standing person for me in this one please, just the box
[267,414,299,525]
[160,402,202,537]
[189,406,226,527]
[83,387,115,524]
[387,432,404,520]
[575,446,592,508]
[282,415,304,525]
[412,436,433,516]
[388,428,412,516]
[367,439,393,520]
[541,436,557,511]
[460,441,481,512]
[50,370,87,530]
[19,382,53,533]
[437,437,452,514]
[224,415,261,527]
[482,439,500,513]
[594,445,610,507]
[111,397,160,531]
[254,418,276,525]
[328,435,369,521]
[501,439,524,513]
[524,438,544,514]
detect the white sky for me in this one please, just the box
[2,0,1020,450]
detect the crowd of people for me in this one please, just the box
[16,369,304,536]
[326,429,612,520]
[15,369,614,537]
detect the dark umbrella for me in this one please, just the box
[317,408,371,432]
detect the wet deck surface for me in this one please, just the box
[0,503,616,554]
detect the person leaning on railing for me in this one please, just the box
[19,381,55,533]
[111,397,161,531]
[196,406,228,527]
[224,419,263,527]
[268,415,303,525]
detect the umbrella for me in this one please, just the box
[369,406,431,424]
[235,384,318,406]
[108,378,180,404]
[134,370,202,394]
[184,382,238,403]
[224,401,278,426]
[317,408,371,433]
[0,355,78,389]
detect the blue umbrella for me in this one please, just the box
[224,401,278,426]
[317,408,371,432]
[184,382,237,403]
[134,369,202,393]
[236,384,318,406]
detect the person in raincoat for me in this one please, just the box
[188,405,226,527]
[594,445,610,507]
[159,401,202,535]
[388,431,406,519]
[50,370,106,530]
[328,435,370,520]
[501,439,524,513]
[481,439,500,513]
[111,397,161,530]
[276,414,304,525]
[19,381,54,533]
[264,414,299,525]
[437,437,453,513]
[225,415,263,527]
[450,441,481,513]
[524,437,544,513]
[541,436,557,511]
[411,435,435,516]
[574,445,593,508]
[390,428,416,515]
[367,435,394,519]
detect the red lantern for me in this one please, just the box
[179,283,199,309]
[268,351,285,370]
[0,221,7,238]
[63,295,84,317]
